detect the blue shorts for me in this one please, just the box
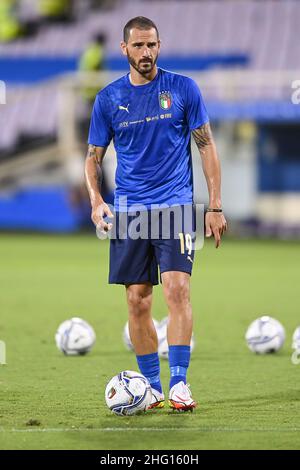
[109,205,196,285]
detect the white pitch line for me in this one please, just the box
[1,427,300,433]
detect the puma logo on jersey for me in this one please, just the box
[119,104,130,113]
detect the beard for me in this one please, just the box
[127,51,158,77]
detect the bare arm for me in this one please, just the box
[192,122,227,247]
[85,145,113,229]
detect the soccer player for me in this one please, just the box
[85,16,227,411]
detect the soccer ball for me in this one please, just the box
[245,316,285,354]
[55,317,96,355]
[105,370,152,416]
[123,318,160,351]
[157,317,195,359]
[292,326,300,350]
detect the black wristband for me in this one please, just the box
[206,208,223,213]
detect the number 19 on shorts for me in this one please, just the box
[179,233,193,255]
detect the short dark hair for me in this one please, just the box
[123,16,159,43]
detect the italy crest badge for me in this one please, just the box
[159,91,172,110]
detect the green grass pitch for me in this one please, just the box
[0,234,299,450]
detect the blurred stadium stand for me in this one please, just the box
[0,0,300,235]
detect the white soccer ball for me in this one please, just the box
[292,326,300,350]
[245,316,285,354]
[55,317,96,355]
[157,317,195,360]
[123,318,160,351]
[105,370,152,416]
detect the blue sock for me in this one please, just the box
[169,345,190,389]
[136,352,162,393]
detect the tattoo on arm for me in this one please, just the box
[192,123,213,150]
[85,146,105,197]
[87,145,103,165]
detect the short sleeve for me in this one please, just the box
[184,78,209,131]
[88,93,113,147]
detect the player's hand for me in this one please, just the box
[205,212,227,248]
[91,202,114,232]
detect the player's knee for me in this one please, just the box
[164,280,190,307]
[127,291,151,318]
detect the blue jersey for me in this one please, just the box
[88,68,209,211]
